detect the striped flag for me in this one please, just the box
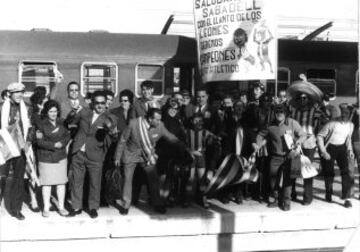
[205,152,259,195]
[0,128,21,165]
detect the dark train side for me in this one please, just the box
[0,30,358,106]
[0,30,198,106]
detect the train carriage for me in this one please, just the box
[0,30,199,106]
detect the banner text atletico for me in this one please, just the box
[193,0,277,82]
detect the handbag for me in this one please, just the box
[300,154,319,179]
[104,167,123,201]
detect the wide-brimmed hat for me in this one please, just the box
[7,82,25,93]
[287,80,323,107]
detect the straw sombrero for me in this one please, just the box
[287,80,323,107]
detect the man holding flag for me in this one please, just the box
[0,82,32,220]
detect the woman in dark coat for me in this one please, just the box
[36,100,70,217]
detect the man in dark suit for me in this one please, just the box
[114,108,182,215]
[133,80,161,118]
[190,88,221,135]
[66,90,117,218]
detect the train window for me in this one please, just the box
[135,64,164,97]
[173,67,180,93]
[18,61,57,97]
[80,62,118,97]
[306,69,336,99]
[266,67,290,96]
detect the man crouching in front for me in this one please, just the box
[114,108,182,215]
[253,104,306,211]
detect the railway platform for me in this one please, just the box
[0,173,359,252]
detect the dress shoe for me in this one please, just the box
[11,211,25,220]
[267,201,278,208]
[219,197,230,204]
[281,203,291,211]
[67,209,82,217]
[89,209,98,219]
[119,206,129,215]
[154,206,167,214]
[302,200,312,206]
[234,196,243,205]
[344,200,352,208]
[58,209,69,217]
[325,194,332,203]
[42,211,50,218]
[29,205,41,213]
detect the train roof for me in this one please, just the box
[0,30,197,63]
[278,39,358,63]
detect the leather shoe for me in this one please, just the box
[325,194,332,203]
[11,211,25,220]
[302,201,312,206]
[29,205,41,213]
[119,207,129,215]
[281,203,291,211]
[154,206,167,214]
[344,200,352,208]
[267,201,278,208]
[89,209,98,219]
[67,209,82,217]
[234,196,243,205]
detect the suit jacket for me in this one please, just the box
[114,118,178,164]
[189,103,221,134]
[110,106,135,137]
[133,97,162,118]
[36,118,70,163]
[59,97,86,119]
[66,108,117,163]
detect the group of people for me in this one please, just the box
[0,77,358,221]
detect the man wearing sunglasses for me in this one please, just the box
[65,90,117,219]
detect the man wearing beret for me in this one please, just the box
[0,82,31,220]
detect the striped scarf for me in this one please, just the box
[138,117,156,165]
[290,106,319,135]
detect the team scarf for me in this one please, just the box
[1,99,30,140]
[138,117,157,165]
[0,128,21,165]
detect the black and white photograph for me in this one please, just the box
[0,0,359,251]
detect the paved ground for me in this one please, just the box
[0,165,359,252]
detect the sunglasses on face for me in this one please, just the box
[120,99,129,102]
[94,101,106,105]
[69,89,79,92]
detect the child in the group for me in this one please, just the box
[184,114,219,208]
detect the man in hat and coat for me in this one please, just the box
[0,82,31,220]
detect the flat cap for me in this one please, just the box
[7,82,25,93]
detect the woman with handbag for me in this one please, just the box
[317,104,354,208]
